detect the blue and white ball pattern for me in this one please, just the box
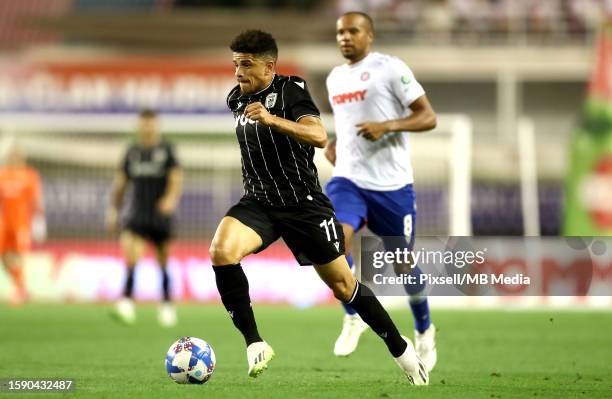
[165,337,216,384]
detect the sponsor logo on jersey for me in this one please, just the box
[128,148,166,177]
[332,89,367,105]
[265,93,277,109]
[234,114,256,127]
[129,162,164,177]
[401,75,412,84]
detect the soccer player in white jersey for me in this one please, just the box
[324,12,438,372]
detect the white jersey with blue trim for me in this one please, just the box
[326,52,425,191]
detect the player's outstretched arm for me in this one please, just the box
[324,137,337,166]
[106,171,128,232]
[356,95,437,141]
[244,102,327,148]
[158,167,183,215]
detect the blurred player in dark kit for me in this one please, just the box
[107,110,183,327]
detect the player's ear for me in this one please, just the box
[265,59,276,75]
[367,29,374,44]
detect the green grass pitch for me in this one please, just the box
[1,304,611,398]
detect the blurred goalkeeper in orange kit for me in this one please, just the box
[0,144,46,305]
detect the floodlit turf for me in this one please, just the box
[1,304,611,399]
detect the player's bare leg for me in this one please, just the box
[112,231,146,324]
[155,241,176,327]
[333,223,369,356]
[315,256,428,385]
[209,216,274,378]
[3,252,27,305]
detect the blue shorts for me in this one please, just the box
[325,176,416,250]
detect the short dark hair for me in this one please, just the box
[139,109,157,119]
[230,30,278,60]
[341,11,375,33]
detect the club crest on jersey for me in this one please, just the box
[153,148,167,163]
[361,71,370,81]
[265,93,277,109]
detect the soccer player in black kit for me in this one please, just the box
[210,30,428,385]
[106,109,183,327]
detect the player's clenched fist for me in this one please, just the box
[157,196,177,216]
[244,102,275,126]
[356,121,388,141]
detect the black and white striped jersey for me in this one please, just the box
[227,74,323,207]
[121,140,178,221]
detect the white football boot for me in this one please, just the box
[158,303,177,327]
[112,298,135,325]
[415,324,437,372]
[333,314,369,357]
[246,341,275,378]
[393,336,429,386]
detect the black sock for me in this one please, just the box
[346,282,407,357]
[123,267,135,298]
[161,267,171,302]
[213,264,263,346]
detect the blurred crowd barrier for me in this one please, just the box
[0,0,610,50]
[334,0,610,44]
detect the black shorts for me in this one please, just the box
[226,192,345,266]
[124,215,173,246]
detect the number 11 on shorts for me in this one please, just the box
[319,218,338,241]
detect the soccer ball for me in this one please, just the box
[165,337,216,384]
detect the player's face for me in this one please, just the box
[336,15,373,63]
[137,116,159,145]
[233,52,274,95]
